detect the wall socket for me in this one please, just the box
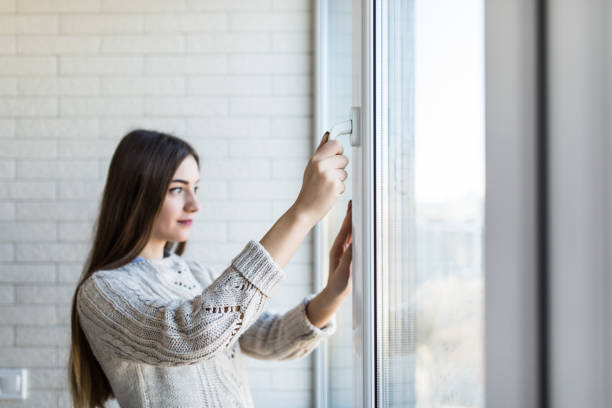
[0,369,27,400]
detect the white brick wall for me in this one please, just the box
[0,0,316,407]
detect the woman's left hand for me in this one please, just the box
[305,200,353,328]
[325,200,353,299]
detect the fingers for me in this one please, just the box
[322,169,347,194]
[339,242,353,267]
[340,200,352,230]
[316,132,330,152]
[330,168,348,182]
[343,215,353,244]
[314,139,344,159]
[339,202,353,246]
[331,201,353,259]
[319,154,349,171]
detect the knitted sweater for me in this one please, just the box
[76,240,336,408]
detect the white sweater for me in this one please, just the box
[76,240,336,408]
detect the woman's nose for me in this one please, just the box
[186,193,200,212]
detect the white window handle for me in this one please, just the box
[328,106,360,147]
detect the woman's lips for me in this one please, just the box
[178,220,193,226]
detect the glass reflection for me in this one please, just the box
[376,0,485,406]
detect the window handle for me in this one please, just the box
[329,106,360,147]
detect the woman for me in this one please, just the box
[67,129,353,408]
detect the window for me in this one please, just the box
[319,0,354,407]
[374,0,485,406]
[318,0,485,406]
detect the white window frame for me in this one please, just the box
[313,0,375,406]
[317,0,541,406]
[316,0,612,407]
[312,2,329,406]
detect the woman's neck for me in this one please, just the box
[138,240,168,260]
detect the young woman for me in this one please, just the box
[68,129,353,408]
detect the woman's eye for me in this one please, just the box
[170,187,198,194]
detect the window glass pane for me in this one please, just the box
[376,0,485,406]
[324,0,353,407]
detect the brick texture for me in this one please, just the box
[0,0,315,406]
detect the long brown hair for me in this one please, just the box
[67,129,200,408]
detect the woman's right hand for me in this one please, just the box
[293,132,349,225]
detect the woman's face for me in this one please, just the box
[153,155,201,243]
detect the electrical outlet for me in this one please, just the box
[0,368,27,400]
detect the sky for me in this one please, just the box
[414,0,485,205]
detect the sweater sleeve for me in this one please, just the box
[238,294,336,360]
[76,240,285,367]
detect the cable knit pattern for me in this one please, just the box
[76,240,336,408]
